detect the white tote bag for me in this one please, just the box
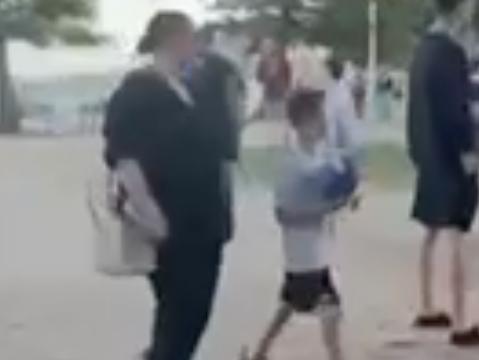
[87,162,167,277]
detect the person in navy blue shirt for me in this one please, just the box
[103,11,237,360]
[407,0,479,346]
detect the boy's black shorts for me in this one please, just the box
[281,268,341,313]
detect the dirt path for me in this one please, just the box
[0,137,478,360]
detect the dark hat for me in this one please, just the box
[137,11,192,54]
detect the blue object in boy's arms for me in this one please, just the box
[281,161,359,216]
[303,161,358,209]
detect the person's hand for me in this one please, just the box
[461,153,479,175]
[350,182,365,212]
[350,194,362,211]
[471,102,479,124]
[116,160,169,241]
[275,207,287,224]
[106,175,127,216]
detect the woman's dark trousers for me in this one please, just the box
[147,235,223,360]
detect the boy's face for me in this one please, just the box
[296,113,326,144]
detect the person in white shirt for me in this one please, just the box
[244,89,359,360]
[324,57,366,216]
[325,57,365,172]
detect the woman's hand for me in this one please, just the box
[106,173,127,216]
[116,160,169,241]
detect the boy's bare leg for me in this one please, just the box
[449,228,466,331]
[420,228,438,315]
[251,304,293,360]
[319,305,344,360]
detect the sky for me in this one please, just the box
[98,0,211,49]
[10,0,212,78]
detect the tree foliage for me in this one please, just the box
[0,0,100,133]
[33,0,93,21]
[314,0,430,65]
[214,0,434,66]
[215,0,324,44]
[0,0,100,45]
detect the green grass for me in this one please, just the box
[237,146,284,186]
[364,142,414,190]
[237,142,414,190]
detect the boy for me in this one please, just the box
[244,89,358,360]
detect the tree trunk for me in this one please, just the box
[0,37,21,134]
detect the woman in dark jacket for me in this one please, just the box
[103,11,232,360]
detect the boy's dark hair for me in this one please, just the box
[327,56,345,81]
[435,0,465,14]
[287,89,324,128]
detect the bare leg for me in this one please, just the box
[448,228,479,345]
[250,304,293,360]
[420,228,438,315]
[449,229,467,332]
[319,305,344,360]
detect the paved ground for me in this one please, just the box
[1,136,479,360]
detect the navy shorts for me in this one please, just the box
[281,268,341,313]
[413,169,478,232]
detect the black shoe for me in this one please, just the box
[139,349,151,360]
[413,312,452,329]
[450,326,479,347]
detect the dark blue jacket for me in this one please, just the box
[103,69,231,243]
[407,33,474,175]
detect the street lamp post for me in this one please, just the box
[366,0,378,122]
